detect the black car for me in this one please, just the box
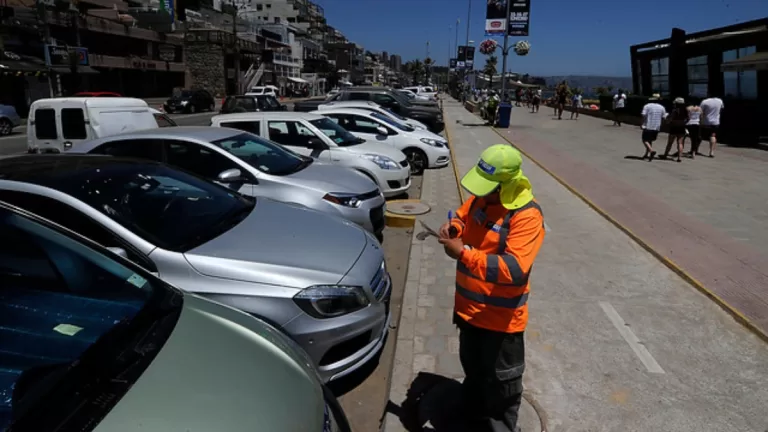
[294,88,444,133]
[220,95,286,114]
[164,89,215,114]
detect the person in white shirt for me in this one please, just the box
[684,102,702,159]
[612,90,627,126]
[570,91,583,120]
[640,93,668,161]
[700,94,724,158]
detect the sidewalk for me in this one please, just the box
[385,98,768,431]
[493,104,768,338]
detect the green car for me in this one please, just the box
[0,201,349,432]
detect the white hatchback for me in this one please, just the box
[313,107,450,175]
[210,112,412,198]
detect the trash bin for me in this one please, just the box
[497,103,513,128]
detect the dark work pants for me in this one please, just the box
[457,319,525,432]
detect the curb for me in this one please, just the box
[491,127,768,344]
[442,103,466,204]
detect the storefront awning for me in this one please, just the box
[50,65,101,75]
[288,77,308,83]
[721,51,768,72]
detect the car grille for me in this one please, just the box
[399,159,409,168]
[370,205,385,233]
[370,260,389,301]
[359,189,382,201]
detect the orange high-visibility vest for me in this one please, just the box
[449,196,545,333]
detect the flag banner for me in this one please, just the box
[508,0,530,36]
[485,0,507,36]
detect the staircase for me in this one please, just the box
[241,63,266,94]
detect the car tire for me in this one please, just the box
[190,104,197,114]
[0,119,12,136]
[403,148,427,176]
[209,103,215,111]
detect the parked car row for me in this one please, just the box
[2,90,447,430]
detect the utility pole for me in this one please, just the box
[231,0,240,94]
[499,0,512,102]
[69,0,81,94]
[447,25,452,66]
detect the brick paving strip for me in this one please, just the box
[491,118,768,341]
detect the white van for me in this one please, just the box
[27,97,158,153]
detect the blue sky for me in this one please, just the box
[313,0,766,76]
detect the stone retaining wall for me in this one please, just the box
[185,44,226,97]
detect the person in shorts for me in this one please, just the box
[570,90,583,120]
[531,88,541,113]
[684,101,702,159]
[700,94,724,158]
[662,97,689,162]
[613,89,627,126]
[640,94,667,161]
[556,81,568,120]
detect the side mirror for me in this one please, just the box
[307,137,325,149]
[106,246,129,260]
[217,168,243,183]
[376,126,389,136]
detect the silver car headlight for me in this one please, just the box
[420,138,446,148]
[294,285,370,318]
[323,192,363,208]
[362,153,400,170]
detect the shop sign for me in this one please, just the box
[44,45,89,67]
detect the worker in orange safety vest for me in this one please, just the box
[438,144,545,432]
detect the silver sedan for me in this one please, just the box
[0,155,392,383]
[69,126,387,240]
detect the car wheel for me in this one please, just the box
[403,148,427,176]
[0,119,12,136]
[190,104,197,114]
[209,103,215,111]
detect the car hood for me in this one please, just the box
[346,140,407,162]
[409,128,447,142]
[288,161,379,194]
[94,295,323,432]
[408,99,439,108]
[184,197,367,288]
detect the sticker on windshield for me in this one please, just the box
[127,273,147,288]
[333,137,344,144]
[53,323,84,336]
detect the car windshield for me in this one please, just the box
[370,111,413,131]
[0,204,178,430]
[310,117,363,146]
[385,108,408,122]
[390,91,412,107]
[179,90,193,98]
[212,132,309,175]
[398,91,415,99]
[261,96,281,109]
[51,163,255,252]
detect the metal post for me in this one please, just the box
[464,0,471,52]
[232,0,240,94]
[69,0,81,94]
[499,0,511,102]
[448,25,452,66]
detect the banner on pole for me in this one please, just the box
[457,46,466,62]
[485,0,507,36]
[449,58,457,70]
[465,46,475,68]
[508,0,530,36]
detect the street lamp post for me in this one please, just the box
[499,0,512,102]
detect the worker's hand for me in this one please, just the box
[438,237,464,260]
[438,221,454,239]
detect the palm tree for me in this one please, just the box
[483,56,498,89]
[406,60,425,85]
[423,57,434,83]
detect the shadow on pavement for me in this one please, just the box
[388,372,472,432]
[623,155,649,161]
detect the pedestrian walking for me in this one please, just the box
[639,93,667,161]
[662,97,688,162]
[684,101,702,159]
[556,81,568,120]
[612,89,627,126]
[570,90,583,120]
[531,88,541,113]
[700,93,724,158]
[438,144,546,432]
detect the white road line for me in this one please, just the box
[599,301,665,374]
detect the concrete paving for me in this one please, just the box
[384,98,768,431]
[493,104,768,339]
